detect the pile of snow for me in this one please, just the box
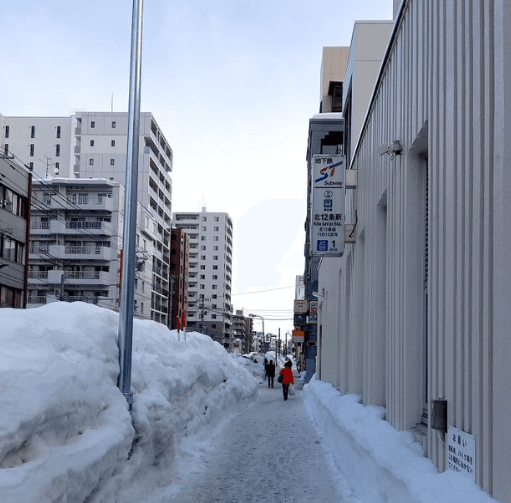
[0,302,496,503]
[303,378,494,503]
[0,302,258,503]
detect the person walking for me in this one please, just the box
[278,360,294,400]
[266,360,276,388]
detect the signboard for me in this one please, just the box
[294,299,309,313]
[308,300,318,324]
[447,426,476,481]
[292,330,304,343]
[310,155,345,256]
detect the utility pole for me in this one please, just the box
[117,0,144,412]
[60,273,65,300]
[168,275,177,329]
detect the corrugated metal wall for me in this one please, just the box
[317,1,511,499]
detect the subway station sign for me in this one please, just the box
[310,155,345,257]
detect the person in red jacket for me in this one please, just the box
[279,360,294,401]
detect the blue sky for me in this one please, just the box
[1,0,393,333]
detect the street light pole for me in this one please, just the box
[117,0,144,412]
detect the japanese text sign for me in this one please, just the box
[310,155,345,257]
[447,425,476,481]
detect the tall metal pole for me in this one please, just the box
[118,0,143,411]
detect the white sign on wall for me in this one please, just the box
[310,155,345,257]
[447,425,476,481]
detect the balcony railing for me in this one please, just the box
[28,271,49,279]
[65,221,102,230]
[27,296,47,305]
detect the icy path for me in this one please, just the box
[165,381,350,503]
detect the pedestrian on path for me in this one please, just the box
[279,360,294,400]
[266,359,276,387]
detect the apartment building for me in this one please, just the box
[231,309,251,354]
[173,210,233,348]
[1,111,174,326]
[307,2,511,500]
[169,227,189,330]
[0,156,31,307]
[27,178,133,312]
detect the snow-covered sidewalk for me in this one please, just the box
[142,380,348,503]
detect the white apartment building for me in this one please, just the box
[28,178,128,311]
[173,210,233,348]
[1,111,174,326]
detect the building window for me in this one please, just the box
[211,314,217,319]
[4,144,8,155]
[212,285,218,290]
[90,140,94,147]
[29,162,33,170]
[56,126,61,138]
[200,255,206,260]
[91,121,95,128]
[30,126,35,138]
[201,236,206,241]
[212,294,217,299]
[110,159,115,166]
[202,217,207,222]
[200,275,205,280]
[4,126,9,138]
[214,236,219,241]
[213,265,218,270]
[212,275,218,280]
[55,144,60,157]
[201,226,206,231]
[214,226,219,231]
[112,121,116,128]
[55,162,60,175]
[111,140,115,147]
[213,255,218,260]
[30,144,34,157]
[214,216,219,222]
[200,284,205,290]
[201,246,206,250]
[89,159,94,165]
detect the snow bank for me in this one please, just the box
[302,377,494,503]
[0,302,258,503]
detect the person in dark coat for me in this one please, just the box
[266,360,276,387]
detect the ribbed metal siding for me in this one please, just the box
[336,0,508,497]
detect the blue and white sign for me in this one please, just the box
[310,155,345,257]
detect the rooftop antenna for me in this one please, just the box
[111,93,114,112]
[202,193,206,212]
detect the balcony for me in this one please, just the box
[27,295,48,307]
[42,244,113,261]
[42,196,113,212]
[31,220,112,236]
[47,269,111,286]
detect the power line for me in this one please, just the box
[232,285,294,296]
